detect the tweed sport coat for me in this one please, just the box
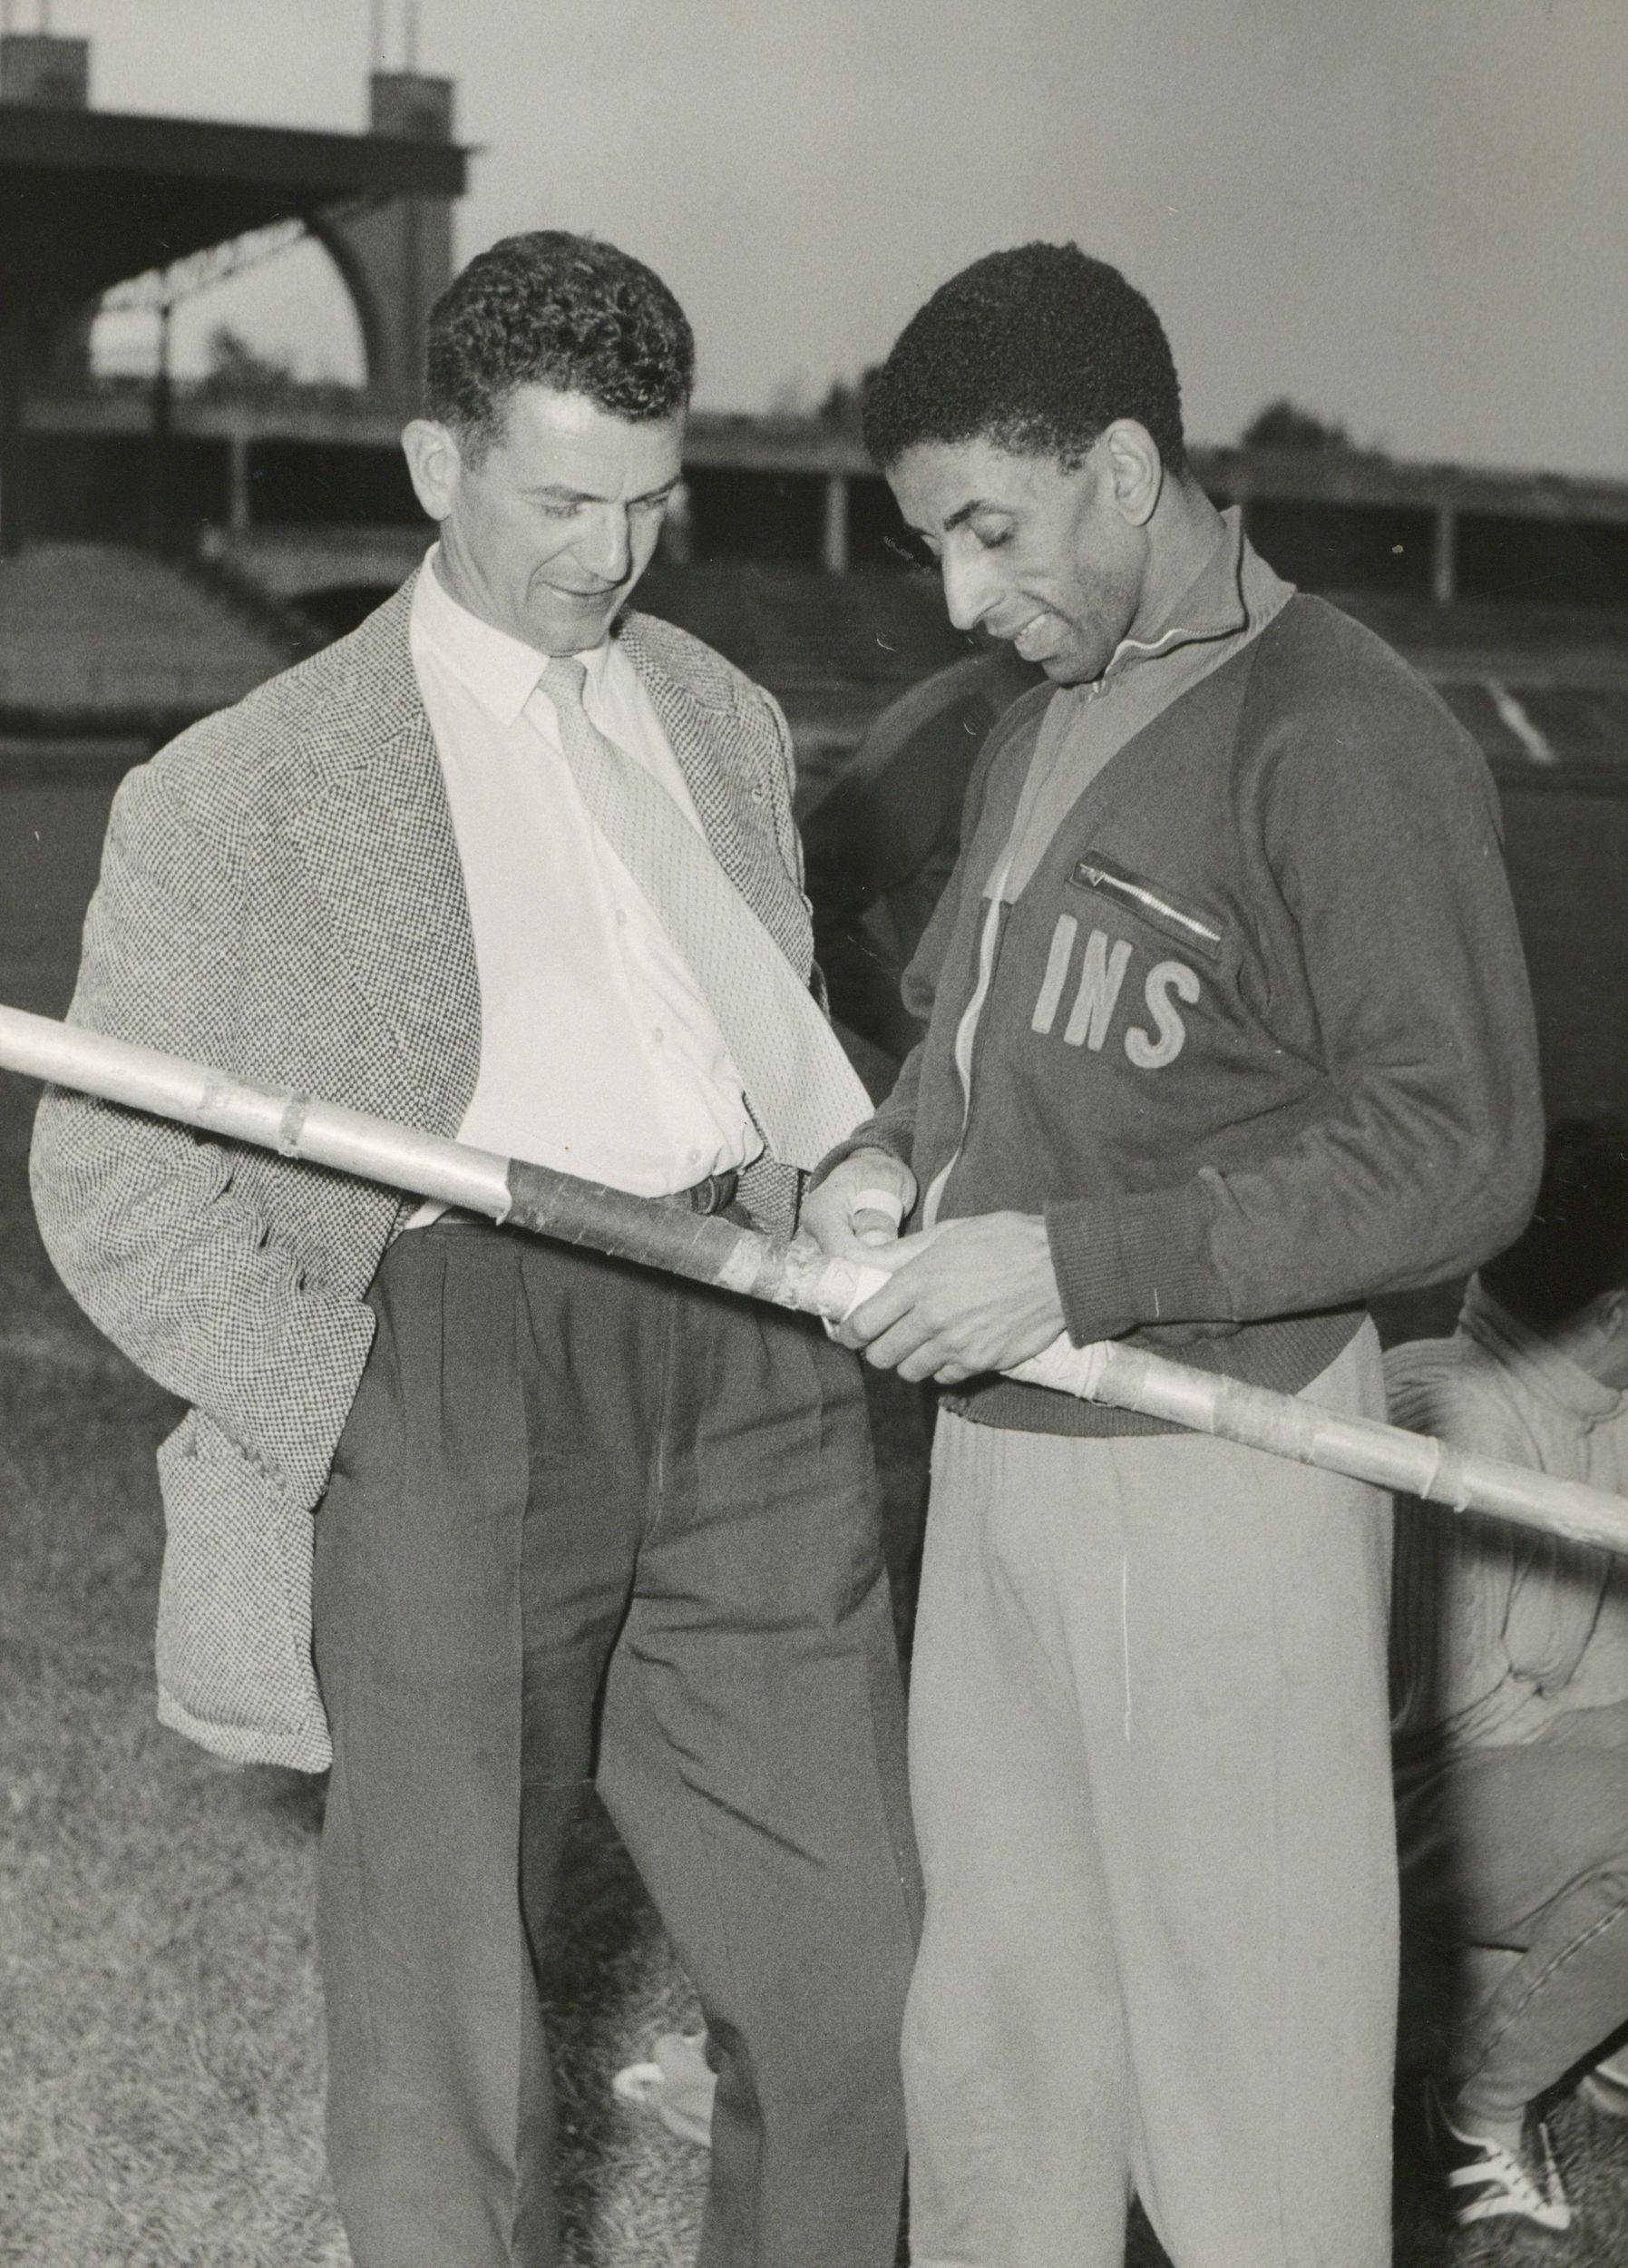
[30,575,814,1772]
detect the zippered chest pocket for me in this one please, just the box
[1068,851,1225,962]
[1022,848,1237,1073]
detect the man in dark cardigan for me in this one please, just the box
[806,241,1543,2268]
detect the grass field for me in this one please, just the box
[3,670,1627,2263]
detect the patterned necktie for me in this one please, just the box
[539,657,870,1170]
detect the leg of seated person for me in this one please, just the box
[1398,1736,1628,2127]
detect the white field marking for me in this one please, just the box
[0,1325,134,1376]
[1487,679,1557,767]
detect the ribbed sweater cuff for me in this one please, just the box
[1045,1182,1226,1344]
[808,1112,915,1191]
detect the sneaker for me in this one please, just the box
[1578,2041,1628,2121]
[1424,2083,1573,2236]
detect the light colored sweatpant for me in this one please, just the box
[903,1325,1397,2268]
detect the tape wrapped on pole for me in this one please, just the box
[5,999,1625,1558]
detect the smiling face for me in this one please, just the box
[404,384,685,654]
[887,428,1157,686]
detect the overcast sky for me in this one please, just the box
[63,0,1628,476]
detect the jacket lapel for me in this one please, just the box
[283,585,482,1132]
[619,613,811,975]
[619,617,760,896]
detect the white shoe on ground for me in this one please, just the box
[1578,2040,1628,2121]
[1424,2083,1574,2238]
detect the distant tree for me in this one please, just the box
[199,326,297,396]
[765,370,822,422]
[1241,397,1351,453]
[817,367,880,434]
[818,377,860,431]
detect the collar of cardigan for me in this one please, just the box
[1097,504,1291,688]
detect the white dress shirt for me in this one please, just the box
[407,550,763,1201]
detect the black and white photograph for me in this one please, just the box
[1,3,1625,2263]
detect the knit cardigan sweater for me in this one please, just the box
[833,593,1544,1434]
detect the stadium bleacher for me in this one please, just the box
[635,562,1628,806]
[1,544,1623,807]
[0,543,298,728]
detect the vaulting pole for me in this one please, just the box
[5,1001,1625,1556]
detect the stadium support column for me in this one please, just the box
[0,28,90,549]
[228,432,253,537]
[822,473,849,574]
[0,347,23,556]
[319,73,456,395]
[1432,503,1457,605]
[145,302,176,556]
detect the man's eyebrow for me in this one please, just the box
[941,498,1008,533]
[529,477,681,505]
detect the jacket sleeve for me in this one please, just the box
[29,756,376,1512]
[754,680,847,1034]
[757,682,806,891]
[1047,676,1544,1342]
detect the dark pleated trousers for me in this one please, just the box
[311,1220,921,2268]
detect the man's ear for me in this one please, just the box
[402,418,463,523]
[1099,419,1163,528]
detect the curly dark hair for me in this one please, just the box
[862,242,1186,476]
[1481,1118,1628,1330]
[425,230,694,455]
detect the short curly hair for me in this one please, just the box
[862,242,1186,476]
[425,230,694,456]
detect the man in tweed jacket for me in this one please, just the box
[31,233,919,2268]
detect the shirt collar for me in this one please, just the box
[1099,506,1293,686]
[1460,1274,1628,1426]
[411,544,616,728]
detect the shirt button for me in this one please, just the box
[652,1026,665,1045]
[614,908,629,927]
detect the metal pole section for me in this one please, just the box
[7,1002,1628,1554]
